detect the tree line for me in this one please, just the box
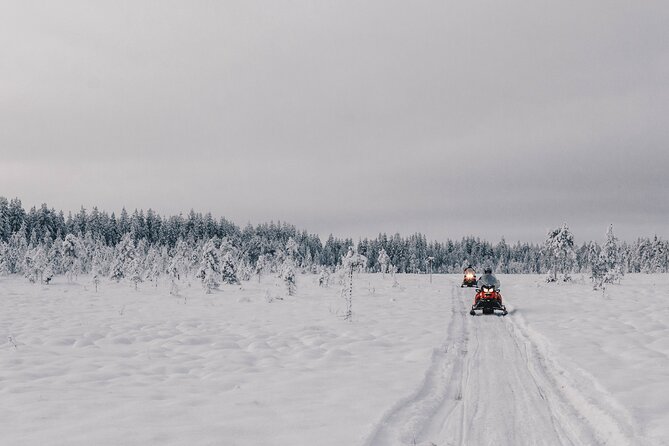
[0,197,667,288]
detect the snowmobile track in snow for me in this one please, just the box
[363,283,470,446]
[364,281,648,446]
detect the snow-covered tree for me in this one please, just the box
[220,252,239,285]
[197,238,221,293]
[47,241,63,276]
[110,233,135,282]
[408,249,419,274]
[377,248,390,276]
[169,239,190,280]
[285,237,299,259]
[651,236,667,273]
[62,234,82,281]
[127,257,144,290]
[91,253,102,292]
[24,244,48,284]
[5,229,28,274]
[280,238,299,295]
[318,267,330,287]
[144,246,166,287]
[302,247,313,270]
[0,242,8,275]
[544,223,576,282]
[601,224,623,285]
[281,257,297,296]
[255,254,271,282]
[341,246,368,321]
[23,248,36,283]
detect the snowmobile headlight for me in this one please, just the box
[484,287,493,293]
[466,274,474,279]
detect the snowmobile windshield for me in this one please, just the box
[478,274,500,289]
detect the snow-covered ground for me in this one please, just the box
[1,273,667,445]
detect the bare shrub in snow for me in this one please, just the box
[318,267,330,287]
[341,246,368,321]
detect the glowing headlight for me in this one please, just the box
[466,274,474,279]
[484,287,493,293]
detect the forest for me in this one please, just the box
[1,197,667,289]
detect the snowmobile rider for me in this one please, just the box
[476,267,502,305]
[471,268,507,315]
[477,267,500,289]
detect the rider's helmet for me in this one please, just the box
[484,267,492,274]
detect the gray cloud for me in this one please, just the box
[2,1,668,243]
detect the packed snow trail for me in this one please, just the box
[365,282,642,446]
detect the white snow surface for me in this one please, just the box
[1,273,667,445]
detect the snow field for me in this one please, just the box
[1,274,450,445]
[1,273,668,445]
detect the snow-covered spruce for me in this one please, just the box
[281,258,297,296]
[197,238,221,294]
[220,252,239,285]
[544,222,576,282]
[110,233,135,283]
[377,248,390,277]
[62,234,82,282]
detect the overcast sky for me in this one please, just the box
[1,1,668,243]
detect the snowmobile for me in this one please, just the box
[461,267,477,287]
[469,285,507,316]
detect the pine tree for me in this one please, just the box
[255,254,270,282]
[377,248,390,276]
[601,224,623,285]
[23,248,36,283]
[128,257,143,290]
[285,237,299,260]
[32,245,48,283]
[110,233,135,282]
[651,236,667,273]
[280,238,299,295]
[197,238,221,293]
[281,257,297,296]
[318,267,330,287]
[146,247,164,286]
[636,238,653,273]
[170,239,190,280]
[62,234,82,281]
[586,242,604,288]
[544,223,576,282]
[220,252,239,285]
[6,228,28,274]
[0,241,9,275]
[47,241,63,275]
[91,250,105,292]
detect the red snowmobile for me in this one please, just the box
[470,270,507,315]
[461,267,477,287]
